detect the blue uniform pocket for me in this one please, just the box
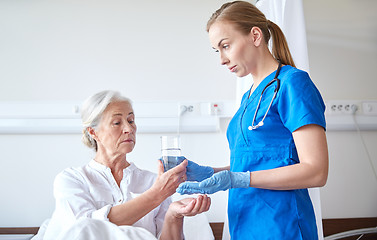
[230,145,296,172]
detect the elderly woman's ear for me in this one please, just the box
[87,127,97,141]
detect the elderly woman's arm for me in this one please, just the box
[108,161,188,226]
[159,195,211,240]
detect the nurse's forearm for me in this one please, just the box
[249,162,328,190]
[213,165,230,173]
[249,125,328,190]
[212,163,326,190]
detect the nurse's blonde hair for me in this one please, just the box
[207,1,296,68]
[81,90,132,152]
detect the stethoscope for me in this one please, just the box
[248,61,282,130]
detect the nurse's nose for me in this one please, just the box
[220,52,229,65]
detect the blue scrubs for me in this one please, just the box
[227,65,326,239]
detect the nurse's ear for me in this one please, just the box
[249,26,263,47]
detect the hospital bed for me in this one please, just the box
[0,213,216,240]
[3,218,376,240]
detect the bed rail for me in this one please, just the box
[0,227,39,235]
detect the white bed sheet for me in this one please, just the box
[31,213,214,240]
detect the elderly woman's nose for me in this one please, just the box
[123,123,134,133]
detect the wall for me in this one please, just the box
[0,0,376,228]
[303,0,377,219]
[0,0,235,102]
[304,0,377,100]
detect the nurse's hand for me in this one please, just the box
[185,159,214,182]
[159,157,214,182]
[176,170,250,195]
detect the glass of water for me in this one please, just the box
[161,135,184,171]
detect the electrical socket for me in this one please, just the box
[178,103,200,116]
[362,102,377,115]
[209,102,223,115]
[327,101,359,115]
[198,102,224,116]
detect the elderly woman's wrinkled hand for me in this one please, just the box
[168,195,211,219]
[150,160,188,200]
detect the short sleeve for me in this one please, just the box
[277,70,326,132]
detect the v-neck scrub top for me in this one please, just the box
[226,65,326,239]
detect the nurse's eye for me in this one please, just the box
[222,44,229,50]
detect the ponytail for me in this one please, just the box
[267,20,296,68]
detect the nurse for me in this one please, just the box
[177,1,329,239]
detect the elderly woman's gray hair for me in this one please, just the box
[81,90,132,151]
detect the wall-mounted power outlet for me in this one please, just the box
[209,102,223,115]
[326,101,359,115]
[362,102,377,115]
[178,102,200,117]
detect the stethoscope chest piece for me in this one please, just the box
[248,121,264,130]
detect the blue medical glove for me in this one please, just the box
[159,157,213,181]
[186,160,214,182]
[176,170,250,195]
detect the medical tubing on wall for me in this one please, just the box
[177,105,188,135]
[351,106,377,183]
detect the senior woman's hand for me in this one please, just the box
[150,160,188,201]
[159,195,211,240]
[169,195,211,218]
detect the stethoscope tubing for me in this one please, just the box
[248,61,282,131]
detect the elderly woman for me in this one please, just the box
[42,90,211,240]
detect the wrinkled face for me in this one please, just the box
[93,101,136,156]
[209,21,257,77]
